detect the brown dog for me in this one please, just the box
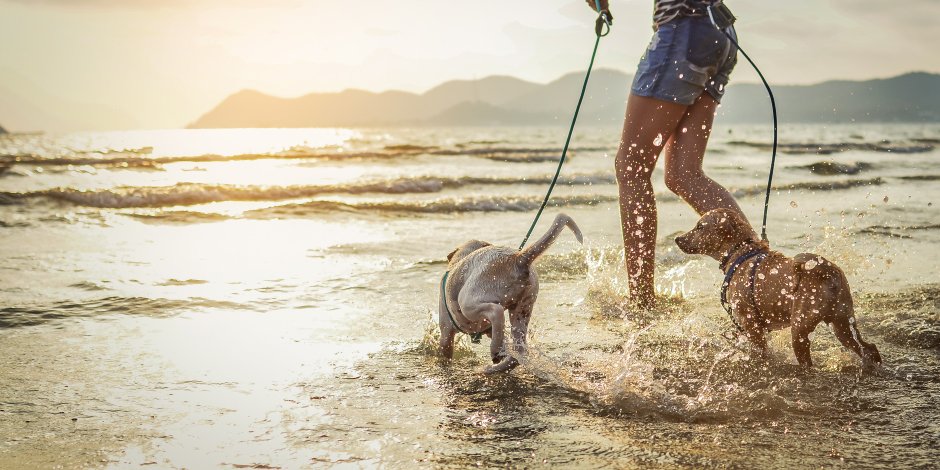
[675,208,881,367]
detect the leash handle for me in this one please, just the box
[593,0,612,37]
[595,14,611,37]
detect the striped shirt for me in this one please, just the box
[653,0,721,28]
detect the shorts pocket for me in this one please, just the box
[676,60,712,88]
[685,19,726,67]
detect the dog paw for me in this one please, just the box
[483,357,519,375]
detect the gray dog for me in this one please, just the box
[439,213,583,374]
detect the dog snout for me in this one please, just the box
[675,233,695,253]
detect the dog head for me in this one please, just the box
[446,240,491,266]
[675,208,760,260]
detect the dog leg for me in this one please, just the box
[438,294,456,359]
[831,315,882,365]
[490,300,534,374]
[439,323,456,359]
[509,307,532,357]
[790,323,813,367]
[740,312,769,359]
[461,302,509,374]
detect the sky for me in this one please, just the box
[0,0,938,132]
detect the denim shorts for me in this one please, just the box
[631,16,738,105]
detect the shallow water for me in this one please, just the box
[1,124,938,468]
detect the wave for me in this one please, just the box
[2,173,616,208]
[728,140,934,155]
[3,174,881,212]
[898,174,940,181]
[728,177,884,199]
[0,296,247,328]
[802,161,873,175]
[861,284,940,350]
[1,145,606,168]
[123,211,232,224]
[858,223,940,239]
[1,150,410,168]
[246,194,618,217]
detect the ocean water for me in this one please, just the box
[0,124,938,468]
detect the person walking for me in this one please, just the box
[588,0,749,309]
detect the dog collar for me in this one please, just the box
[719,240,758,272]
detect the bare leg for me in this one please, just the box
[616,94,687,309]
[663,94,746,218]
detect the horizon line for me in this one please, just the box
[229,69,940,100]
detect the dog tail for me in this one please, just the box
[517,213,583,267]
[795,254,882,365]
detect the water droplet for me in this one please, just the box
[883,195,889,203]
[679,73,684,79]
[790,201,798,208]
[757,273,765,280]
[804,259,818,270]
[653,133,663,146]
[682,127,688,133]
[636,216,645,224]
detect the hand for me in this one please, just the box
[585,0,608,12]
[584,0,613,24]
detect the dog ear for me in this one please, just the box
[729,210,759,241]
[446,248,458,262]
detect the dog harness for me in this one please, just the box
[440,271,487,344]
[719,243,767,333]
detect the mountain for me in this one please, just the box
[721,72,940,124]
[189,71,940,128]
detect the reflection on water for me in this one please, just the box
[0,125,938,467]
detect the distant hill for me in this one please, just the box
[189,71,940,128]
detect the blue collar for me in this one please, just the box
[719,248,767,332]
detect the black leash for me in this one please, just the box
[443,8,611,346]
[518,8,611,251]
[707,4,778,242]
